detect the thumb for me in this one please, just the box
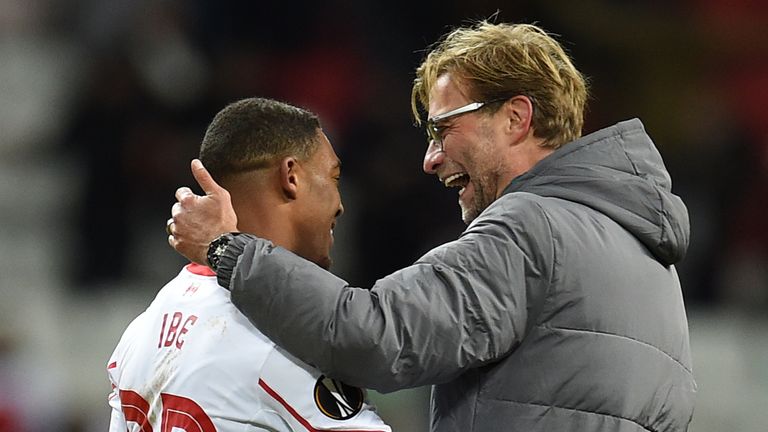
[191,159,223,196]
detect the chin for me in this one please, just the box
[460,205,479,225]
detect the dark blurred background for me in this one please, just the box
[1,1,766,431]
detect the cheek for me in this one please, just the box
[323,185,340,212]
[467,133,501,175]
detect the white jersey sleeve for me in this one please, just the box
[107,311,145,432]
[105,264,391,432]
[107,361,126,432]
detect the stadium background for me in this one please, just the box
[0,0,766,430]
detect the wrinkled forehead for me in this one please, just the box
[427,73,474,118]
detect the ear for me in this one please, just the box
[278,156,301,200]
[502,95,534,140]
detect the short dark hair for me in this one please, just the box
[200,98,321,182]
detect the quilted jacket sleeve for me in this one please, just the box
[224,195,553,392]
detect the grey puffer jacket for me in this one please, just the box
[218,119,696,432]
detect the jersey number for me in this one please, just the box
[120,389,216,432]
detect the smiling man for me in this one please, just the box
[422,74,558,224]
[168,22,696,432]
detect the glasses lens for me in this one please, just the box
[426,123,441,148]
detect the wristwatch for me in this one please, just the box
[207,233,237,273]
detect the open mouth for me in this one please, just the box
[443,172,470,190]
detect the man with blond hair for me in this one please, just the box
[168,22,696,431]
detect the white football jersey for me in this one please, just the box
[107,263,391,432]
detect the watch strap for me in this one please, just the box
[207,232,258,290]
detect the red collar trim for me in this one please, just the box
[185,263,216,276]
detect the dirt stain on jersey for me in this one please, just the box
[142,348,180,425]
[205,314,228,337]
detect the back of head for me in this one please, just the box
[200,97,321,184]
[412,21,588,149]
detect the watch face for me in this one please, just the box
[208,234,232,270]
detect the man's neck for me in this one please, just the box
[496,137,554,197]
[236,202,296,251]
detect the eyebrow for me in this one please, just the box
[430,114,459,128]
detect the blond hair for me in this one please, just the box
[412,22,588,148]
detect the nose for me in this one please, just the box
[423,140,445,174]
[335,201,344,218]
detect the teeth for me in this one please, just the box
[443,172,468,187]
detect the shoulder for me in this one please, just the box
[418,192,556,275]
[465,192,555,243]
[483,191,552,218]
[107,308,149,378]
[150,266,222,304]
[451,192,557,278]
[110,267,222,357]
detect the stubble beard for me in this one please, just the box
[460,172,499,225]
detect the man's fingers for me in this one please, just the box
[191,159,224,197]
[175,186,195,202]
[171,202,183,218]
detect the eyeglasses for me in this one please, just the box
[425,98,508,150]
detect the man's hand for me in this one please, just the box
[168,159,238,265]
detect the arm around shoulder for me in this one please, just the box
[222,199,553,392]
